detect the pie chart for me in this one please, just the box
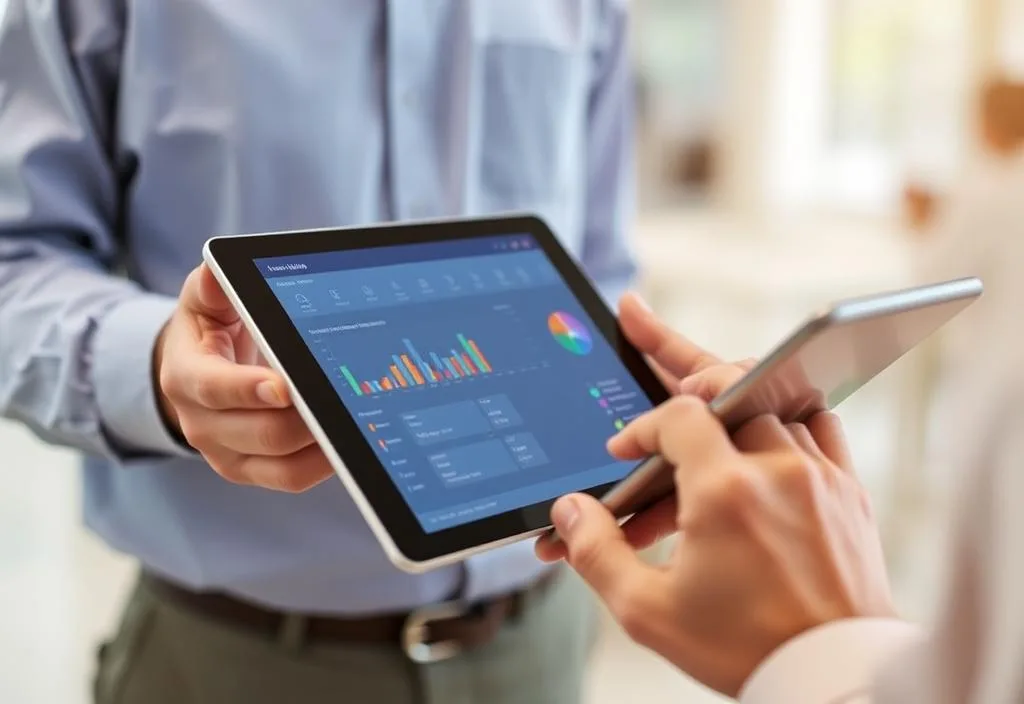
[548,311,593,355]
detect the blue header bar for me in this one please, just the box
[255,234,537,278]
[264,250,560,319]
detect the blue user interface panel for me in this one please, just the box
[255,235,653,533]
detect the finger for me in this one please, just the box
[550,493,661,607]
[606,421,652,460]
[168,353,290,410]
[785,422,828,462]
[537,493,678,562]
[535,530,569,562]
[618,293,720,379]
[185,407,316,456]
[179,264,240,326]
[677,363,750,402]
[235,444,335,493]
[606,402,670,460]
[805,412,855,472]
[621,494,679,551]
[731,415,798,454]
[608,397,737,488]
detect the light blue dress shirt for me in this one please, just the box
[0,0,635,614]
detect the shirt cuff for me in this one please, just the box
[92,293,195,459]
[739,618,924,704]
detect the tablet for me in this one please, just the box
[204,215,669,573]
[591,276,983,526]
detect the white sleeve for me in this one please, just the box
[872,399,1024,704]
[744,397,1024,704]
[739,619,923,704]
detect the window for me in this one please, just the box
[822,0,970,210]
[632,0,726,209]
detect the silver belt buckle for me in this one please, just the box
[401,600,473,664]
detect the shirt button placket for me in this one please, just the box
[386,1,442,221]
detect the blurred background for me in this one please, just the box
[2,0,1024,702]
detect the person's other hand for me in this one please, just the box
[548,399,895,697]
[617,293,755,398]
[154,264,333,492]
[536,293,753,560]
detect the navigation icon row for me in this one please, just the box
[271,251,559,316]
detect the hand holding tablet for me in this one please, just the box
[155,262,335,492]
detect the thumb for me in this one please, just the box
[552,494,657,601]
[180,264,240,325]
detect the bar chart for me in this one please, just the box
[340,333,494,396]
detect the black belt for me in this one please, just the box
[141,569,558,664]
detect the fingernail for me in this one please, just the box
[257,381,283,406]
[552,496,581,537]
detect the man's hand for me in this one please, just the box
[547,398,895,697]
[616,293,726,391]
[154,264,333,492]
[536,293,752,560]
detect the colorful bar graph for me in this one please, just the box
[430,352,446,377]
[404,339,429,376]
[340,366,363,396]
[392,356,409,385]
[458,334,489,374]
[390,365,408,388]
[341,333,493,395]
[400,355,424,385]
[450,353,468,377]
[468,340,492,373]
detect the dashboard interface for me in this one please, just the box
[255,235,654,533]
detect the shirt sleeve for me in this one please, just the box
[871,397,1024,704]
[739,619,924,704]
[742,393,1024,704]
[579,0,638,309]
[0,0,190,460]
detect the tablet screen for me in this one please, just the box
[255,235,654,532]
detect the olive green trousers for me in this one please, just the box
[94,569,598,704]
